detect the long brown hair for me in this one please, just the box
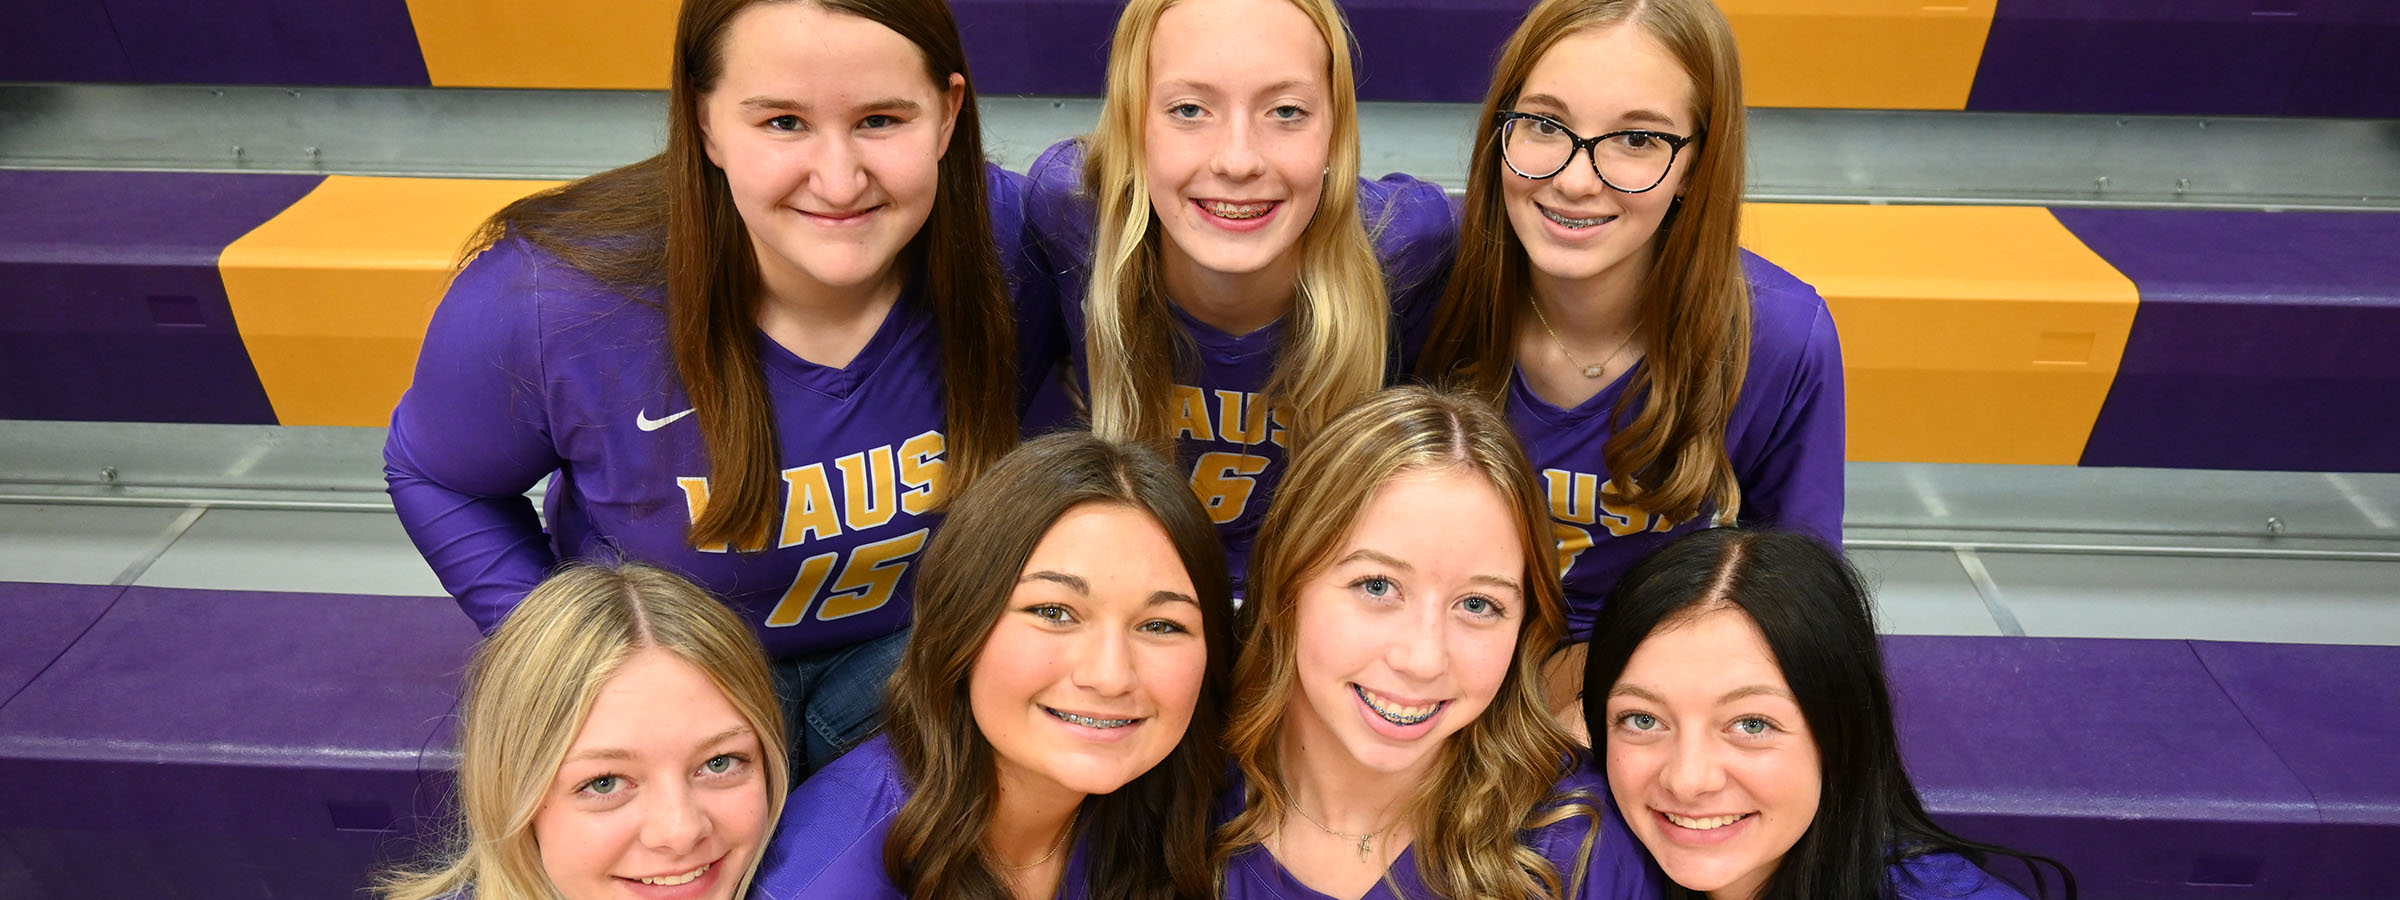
[1078,0,1391,452]
[463,0,1018,549]
[1217,386,1596,899]
[884,431,1237,900]
[1418,0,1753,526]
[377,563,789,900]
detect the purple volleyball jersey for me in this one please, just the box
[1514,252,1845,641]
[1893,852,2031,900]
[1024,138,1458,588]
[385,167,1063,658]
[753,735,1092,899]
[1220,762,1663,900]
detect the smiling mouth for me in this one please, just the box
[1198,199,1275,220]
[1045,706,1139,729]
[800,204,883,221]
[1661,811,1753,831]
[1352,684,1446,726]
[633,862,710,886]
[1539,205,1615,229]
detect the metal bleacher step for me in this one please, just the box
[4,81,2399,211]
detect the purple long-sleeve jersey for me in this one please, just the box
[1894,852,2033,900]
[1518,252,1845,641]
[384,167,1062,658]
[1220,762,1663,900]
[1024,138,1458,589]
[752,735,1092,899]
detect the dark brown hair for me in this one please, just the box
[464,0,1017,549]
[884,431,1237,900]
[1418,0,1753,527]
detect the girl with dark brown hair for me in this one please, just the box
[384,0,1057,781]
[753,431,1237,900]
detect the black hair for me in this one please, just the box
[1581,528,2075,900]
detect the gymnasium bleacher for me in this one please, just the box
[3,1,2397,898]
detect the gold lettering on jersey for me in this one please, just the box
[675,476,768,553]
[1542,468,1678,568]
[1172,385,1215,441]
[899,430,948,515]
[836,447,899,531]
[779,464,843,547]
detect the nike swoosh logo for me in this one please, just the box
[636,408,696,432]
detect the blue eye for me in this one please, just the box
[1733,716,1774,736]
[1167,102,1204,120]
[1270,104,1308,121]
[580,775,621,796]
[1617,712,1660,732]
[1459,595,1504,617]
[1353,576,1396,600]
[700,754,740,776]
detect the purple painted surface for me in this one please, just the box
[0,586,477,899]
[2053,208,2400,473]
[2193,641,2400,899]
[105,0,430,86]
[0,0,135,81]
[1969,0,2400,117]
[1885,636,2317,898]
[2286,2,2400,118]
[0,583,122,710]
[0,170,322,425]
[954,0,1517,101]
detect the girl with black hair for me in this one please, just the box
[1582,529,2073,900]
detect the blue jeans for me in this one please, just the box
[770,626,910,783]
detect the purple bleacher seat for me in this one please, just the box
[1886,635,2317,899]
[2192,641,2400,900]
[0,0,134,81]
[1968,0,2400,118]
[0,585,477,899]
[2058,209,2400,474]
[0,583,121,708]
[0,171,324,426]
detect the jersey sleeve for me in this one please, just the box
[1740,294,1847,547]
[1575,787,1668,900]
[986,162,1069,416]
[1363,173,1462,375]
[383,239,566,633]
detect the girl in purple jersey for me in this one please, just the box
[1585,529,2073,900]
[1417,0,1846,713]
[755,432,1237,900]
[385,0,1057,780]
[1022,0,1458,592]
[1212,387,1660,900]
[378,564,789,900]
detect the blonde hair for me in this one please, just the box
[1215,386,1598,898]
[1419,0,1755,526]
[378,564,790,900]
[1079,0,1392,451]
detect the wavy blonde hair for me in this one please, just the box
[378,564,790,900]
[1215,386,1598,898]
[1079,0,1391,451]
[1419,0,1755,526]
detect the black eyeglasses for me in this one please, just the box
[1495,111,1698,193]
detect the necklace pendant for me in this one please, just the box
[1582,363,1605,378]
[1357,836,1373,862]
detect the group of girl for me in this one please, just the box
[372,0,2047,895]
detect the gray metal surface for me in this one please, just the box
[6,83,2397,210]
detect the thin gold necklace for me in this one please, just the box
[1286,797,1397,863]
[1528,298,1642,379]
[991,808,1080,871]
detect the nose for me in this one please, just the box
[1659,728,1728,801]
[1069,627,1138,698]
[1383,603,1447,682]
[1550,144,1608,197]
[1208,115,1267,181]
[807,133,871,208]
[638,781,713,855]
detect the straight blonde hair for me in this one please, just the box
[1079,0,1391,452]
[379,564,790,900]
[1419,0,1754,526]
[1215,387,1598,898]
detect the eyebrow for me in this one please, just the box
[562,725,754,765]
[1515,94,1682,129]
[1336,548,1414,572]
[737,96,923,114]
[1024,571,1199,609]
